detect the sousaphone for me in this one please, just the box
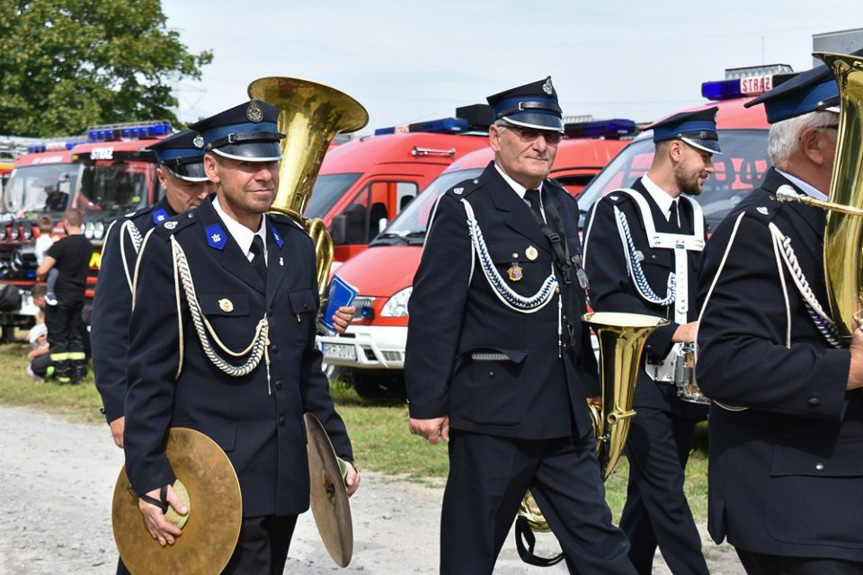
[112,428,242,575]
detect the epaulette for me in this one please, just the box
[545,178,576,203]
[446,177,482,199]
[124,204,156,221]
[154,210,197,237]
[267,211,306,233]
[741,189,784,224]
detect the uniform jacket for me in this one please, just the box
[91,197,176,423]
[583,178,707,416]
[696,168,863,560]
[124,197,352,518]
[404,162,598,440]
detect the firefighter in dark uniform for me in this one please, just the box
[582,109,718,574]
[405,77,635,574]
[91,129,213,450]
[697,59,863,574]
[123,101,358,573]
[90,129,211,575]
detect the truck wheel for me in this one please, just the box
[351,369,405,400]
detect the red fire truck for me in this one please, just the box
[311,114,491,267]
[0,121,170,336]
[316,119,634,396]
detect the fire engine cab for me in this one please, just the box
[0,121,170,336]
[311,110,492,267]
[316,119,634,396]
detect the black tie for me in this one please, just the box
[525,188,544,223]
[668,201,680,232]
[250,235,267,282]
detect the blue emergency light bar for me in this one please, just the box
[26,139,87,153]
[87,121,172,142]
[375,117,469,136]
[564,119,637,139]
[702,73,796,101]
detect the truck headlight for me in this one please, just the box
[93,221,105,240]
[83,221,94,239]
[381,286,412,317]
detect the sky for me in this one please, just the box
[161,1,863,136]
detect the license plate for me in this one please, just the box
[323,343,356,361]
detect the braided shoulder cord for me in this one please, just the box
[120,220,144,294]
[170,236,272,380]
[769,224,842,349]
[613,206,675,306]
[462,199,558,313]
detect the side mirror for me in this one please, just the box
[330,214,348,245]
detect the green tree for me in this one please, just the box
[0,0,212,136]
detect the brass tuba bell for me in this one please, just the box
[518,312,667,535]
[774,52,863,343]
[247,77,368,304]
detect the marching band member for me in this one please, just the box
[92,129,213,450]
[697,59,863,573]
[582,109,715,574]
[123,101,357,573]
[405,77,635,574]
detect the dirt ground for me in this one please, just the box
[0,405,744,574]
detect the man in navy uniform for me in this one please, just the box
[581,109,717,574]
[124,100,358,573]
[405,77,634,574]
[92,129,213,450]
[697,58,863,573]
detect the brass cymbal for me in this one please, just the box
[304,412,353,567]
[112,428,242,575]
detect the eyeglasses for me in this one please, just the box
[502,125,563,145]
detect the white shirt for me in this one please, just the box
[775,168,829,202]
[642,174,679,225]
[212,196,268,264]
[494,162,546,221]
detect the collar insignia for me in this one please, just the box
[205,224,227,250]
[271,226,284,249]
[153,209,169,225]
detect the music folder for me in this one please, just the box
[320,275,358,336]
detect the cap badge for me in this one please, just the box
[246,100,264,123]
[526,246,539,261]
[507,263,524,282]
[543,77,554,96]
[757,206,769,216]
[193,135,204,149]
[218,298,234,313]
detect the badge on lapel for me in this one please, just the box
[507,263,523,282]
[205,224,227,250]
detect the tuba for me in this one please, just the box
[774,52,863,343]
[247,77,368,306]
[517,312,667,552]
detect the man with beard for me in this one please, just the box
[581,108,718,574]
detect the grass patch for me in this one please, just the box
[0,346,707,520]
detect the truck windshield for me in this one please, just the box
[577,129,770,230]
[307,173,362,220]
[76,161,153,214]
[2,163,81,214]
[375,168,484,241]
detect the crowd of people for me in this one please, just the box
[9,48,863,574]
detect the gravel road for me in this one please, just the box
[0,405,744,574]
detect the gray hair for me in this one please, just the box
[767,111,837,164]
